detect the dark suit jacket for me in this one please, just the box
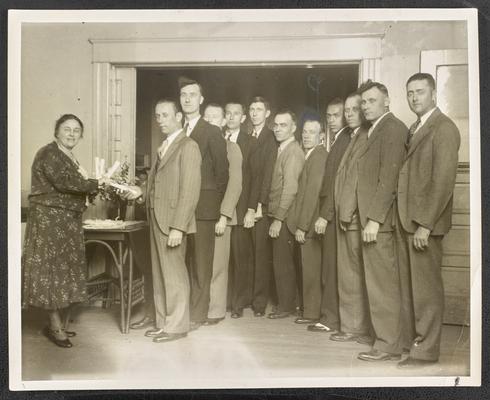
[147,132,202,235]
[286,145,328,237]
[397,108,460,235]
[355,112,408,232]
[190,117,229,221]
[235,128,258,224]
[248,126,278,209]
[318,127,352,222]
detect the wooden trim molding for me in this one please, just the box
[89,33,383,64]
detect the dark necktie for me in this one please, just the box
[407,118,421,146]
[183,122,190,136]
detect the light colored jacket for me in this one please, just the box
[146,132,202,235]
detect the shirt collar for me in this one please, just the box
[225,128,240,143]
[368,111,391,137]
[252,124,265,137]
[166,128,183,145]
[56,141,78,164]
[416,107,437,132]
[305,147,316,160]
[279,136,296,153]
[185,115,201,135]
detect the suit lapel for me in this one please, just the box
[358,113,391,158]
[157,132,186,170]
[406,108,441,158]
[189,116,203,140]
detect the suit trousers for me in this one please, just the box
[362,231,403,354]
[230,225,254,312]
[208,225,231,319]
[188,220,216,322]
[272,219,298,313]
[337,224,371,335]
[300,236,322,319]
[252,210,274,313]
[130,226,155,319]
[149,210,190,334]
[318,220,340,330]
[396,217,444,361]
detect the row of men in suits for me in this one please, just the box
[124,73,460,371]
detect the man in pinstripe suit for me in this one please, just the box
[125,99,202,343]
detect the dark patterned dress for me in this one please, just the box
[22,141,98,310]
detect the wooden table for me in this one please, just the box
[84,221,148,334]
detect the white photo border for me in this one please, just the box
[8,8,481,391]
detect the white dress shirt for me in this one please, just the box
[413,107,437,135]
[184,115,201,137]
[225,128,240,143]
[158,128,182,158]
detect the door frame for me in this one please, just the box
[90,33,384,170]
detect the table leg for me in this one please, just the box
[125,247,134,334]
[118,241,126,333]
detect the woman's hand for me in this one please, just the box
[97,176,111,187]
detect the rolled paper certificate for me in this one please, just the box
[109,182,139,196]
[101,158,106,177]
[106,160,120,179]
[95,156,100,178]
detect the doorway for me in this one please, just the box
[135,64,359,171]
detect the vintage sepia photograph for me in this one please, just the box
[8,8,481,390]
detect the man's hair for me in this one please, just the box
[275,109,297,125]
[249,96,270,111]
[358,79,389,97]
[204,103,225,117]
[302,118,322,131]
[155,99,182,114]
[345,91,362,102]
[406,73,436,90]
[326,97,345,110]
[225,102,246,114]
[178,76,204,96]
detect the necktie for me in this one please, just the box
[183,122,190,137]
[157,139,169,160]
[251,129,258,138]
[407,118,421,145]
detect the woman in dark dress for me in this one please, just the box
[22,114,108,348]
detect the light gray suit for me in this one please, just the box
[146,131,201,334]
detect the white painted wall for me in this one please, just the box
[21,20,468,195]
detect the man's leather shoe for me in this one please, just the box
[153,332,187,343]
[231,310,243,319]
[357,349,401,362]
[295,317,318,324]
[189,321,202,331]
[203,317,224,326]
[267,311,290,319]
[307,323,335,333]
[254,310,265,317]
[130,316,155,330]
[397,357,438,369]
[330,332,360,342]
[144,328,165,337]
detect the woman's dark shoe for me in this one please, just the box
[43,327,73,348]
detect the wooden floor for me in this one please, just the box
[21,304,470,387]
